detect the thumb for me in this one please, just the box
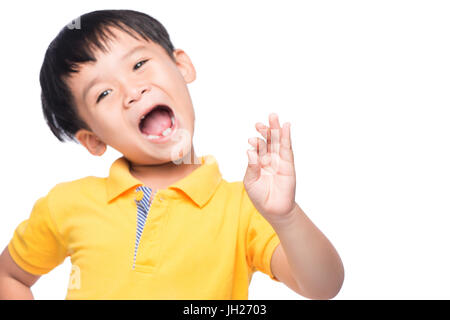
[244,149,261,184]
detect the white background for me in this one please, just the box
[0,0,449,300]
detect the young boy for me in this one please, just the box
[0,9,344,300]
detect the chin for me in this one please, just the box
[168,140,196,165]
[134,140,194,165]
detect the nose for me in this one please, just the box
[124,84,150,108]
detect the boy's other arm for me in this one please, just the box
[0,246,40,299]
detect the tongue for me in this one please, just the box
[140,108,172,136]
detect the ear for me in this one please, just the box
[75,129,107,156]
[173,49,196,84]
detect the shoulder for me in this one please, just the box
[19,176,107,246]
[45,175,107,209]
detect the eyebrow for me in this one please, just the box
[82,45,149,102]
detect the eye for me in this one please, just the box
[133,59,149,70]
[96,89,112,103]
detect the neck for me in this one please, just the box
[129,146,202,190]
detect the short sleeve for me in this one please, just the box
[7,194,68,275]
[243,189,281,282]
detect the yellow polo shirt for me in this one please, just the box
[7,155,281,299]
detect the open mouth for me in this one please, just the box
[138,104,176,141]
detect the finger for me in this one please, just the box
[268,113,281,130]
[268,113,281,154]
[255,122,270,154]
[280,122,291,150]
[245,149,261,183]
[280,122,294,162]
[248,137,267,158]
[246,148,259,166]
[260,153,272,167]
[270,126,281,155]
[255,122,269,140]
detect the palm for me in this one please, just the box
[244,113,296,221]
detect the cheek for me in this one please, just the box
[153,68,194,125]
[155,62,188,97]
[90,110,130,140]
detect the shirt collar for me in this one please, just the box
[106,155,222,208]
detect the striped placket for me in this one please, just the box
[133,185,155,269]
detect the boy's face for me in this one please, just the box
[66,27,196,165]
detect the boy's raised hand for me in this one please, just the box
[244,113,297,225]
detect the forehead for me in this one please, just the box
[65,27,168,93]
[88,27,164,62]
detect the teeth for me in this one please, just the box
[161,126,172,136]
[147,126,173,140]
[145,115,175,140]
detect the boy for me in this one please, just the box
[0,9,344,299]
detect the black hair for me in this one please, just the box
[39,9,176,142]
